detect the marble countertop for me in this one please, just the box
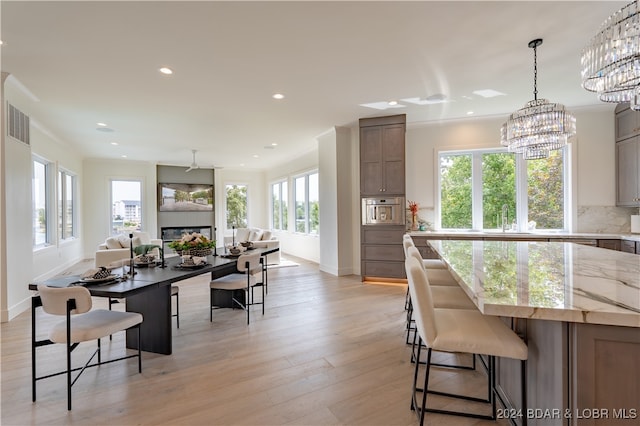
[408,230,640,242]
[428,239,640,328]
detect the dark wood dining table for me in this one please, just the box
[30,247,278,355]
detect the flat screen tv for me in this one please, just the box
[158,183,214,212]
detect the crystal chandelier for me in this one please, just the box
[501,39,577,160]
[581,1,640,109]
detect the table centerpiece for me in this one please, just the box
[168,232,216,257]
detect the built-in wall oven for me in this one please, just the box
[362,197,405,225]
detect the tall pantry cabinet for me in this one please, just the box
[359,114,407,280]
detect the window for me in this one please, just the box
[33,158,52,248]
[294,171,319,234]
[111,180,142,235]
[438,148,567,231]
[58,170,76,239]
[271,180,288,231]
[226,184,248,228]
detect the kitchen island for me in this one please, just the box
[427,239,639,426]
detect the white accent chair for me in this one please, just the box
[95,231,162,268]
[405,256,528,424]
[32,285,143,410]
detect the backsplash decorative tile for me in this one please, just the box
[577,206,638,233]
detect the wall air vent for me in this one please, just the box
[6,102,30,145]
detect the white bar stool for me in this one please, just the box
[405,256,528,425]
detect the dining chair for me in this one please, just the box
[32,285,143,410]
[405,256,528,425]
[209,251,264,324]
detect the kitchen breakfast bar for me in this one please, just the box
[427,239,639,426]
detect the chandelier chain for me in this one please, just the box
[500,37,576,160]
[533,44,538,101]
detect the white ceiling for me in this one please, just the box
[1,1,626,171]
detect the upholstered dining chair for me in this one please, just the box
[32,285,143,410]
[209,251,264,325]
[405,256,528,425]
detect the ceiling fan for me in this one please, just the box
[185,149,200,172]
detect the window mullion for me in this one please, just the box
[471,152,483,231]
[515,155,528,232]
[305,175,310,234]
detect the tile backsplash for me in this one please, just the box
[577,206,638,233]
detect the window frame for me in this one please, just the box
[110,179,143,236]
[270,179,288,231]
[58,168,77,240]
[225,183,248,229]
[437,147,570,232]
[32,156,54,249]
[293,170,319,235]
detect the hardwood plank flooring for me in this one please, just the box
[1,256,508,425]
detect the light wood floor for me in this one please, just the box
[1,256,508,425]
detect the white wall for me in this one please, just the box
[403,105,619,231]
[215,168,266,244]
[318,126,354,275]
[2,76,84,321]
[265,149,320,263]
[83,159,157,259]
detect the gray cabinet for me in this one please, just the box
[360,115,406,280]
[361,226,406,279]
[621,240,636,253]
[410,236,440,259]
[597,239,622,251]
[615,104,640,141]
[616,137,640,206]
[359,115,406,196]
[615,104,640,207]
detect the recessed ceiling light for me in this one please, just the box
[472,89,506,98]
[271,143,278,146]
[388,100,398,106]
[159,67,173,75]
[111,142,119,145]
[121,155,127,158]
[0,40,4,46]
[252,154,259,158]
[97,122,107,127]
[272,93,285,100]
[240,163,245,167]
[467,111,474,115]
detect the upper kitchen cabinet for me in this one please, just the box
[616,136,640,206]
[359,114,406,196]
[615,103,640,141]
[615,104,640,206]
